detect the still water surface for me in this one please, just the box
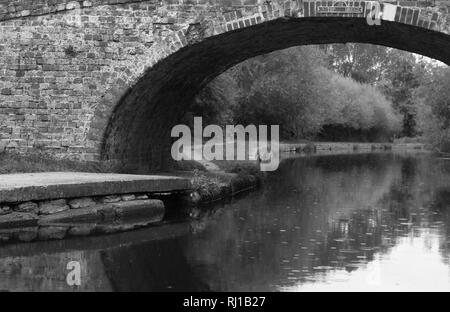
[1,153,450,291]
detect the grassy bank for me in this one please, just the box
[189,161,262,205]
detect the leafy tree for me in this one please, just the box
[379,50,425,137]
[321,43,389,84]
[231,46,330,139]
[415,67,450,149]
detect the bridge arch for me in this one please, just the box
[94,1,450,171]
[0,0,449,170]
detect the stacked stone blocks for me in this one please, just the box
[0,192,165,243]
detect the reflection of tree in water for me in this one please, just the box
[179,154,405,290]
[321,208,383,273]
[265,153,395,202]
[430,188,450,265]
[378,156,446,246]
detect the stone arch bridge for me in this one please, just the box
[0,0,449,172]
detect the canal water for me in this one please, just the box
[1,152,450,291]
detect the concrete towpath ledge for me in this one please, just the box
[0,172,191,203]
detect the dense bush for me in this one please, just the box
[190,45,401,142]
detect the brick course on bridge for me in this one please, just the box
[0,0,449,171]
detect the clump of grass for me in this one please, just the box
[190,169,225,198]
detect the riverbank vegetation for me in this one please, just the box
[414,67,450,150]
[186,166,262,205]
[187,44,448,149]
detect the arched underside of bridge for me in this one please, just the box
[99,17,450,172]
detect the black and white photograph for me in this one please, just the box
[0,0,450,298]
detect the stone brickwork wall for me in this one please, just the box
[0,0,449,171]
[0,1,170,160]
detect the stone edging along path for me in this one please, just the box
[0,172,191,244]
